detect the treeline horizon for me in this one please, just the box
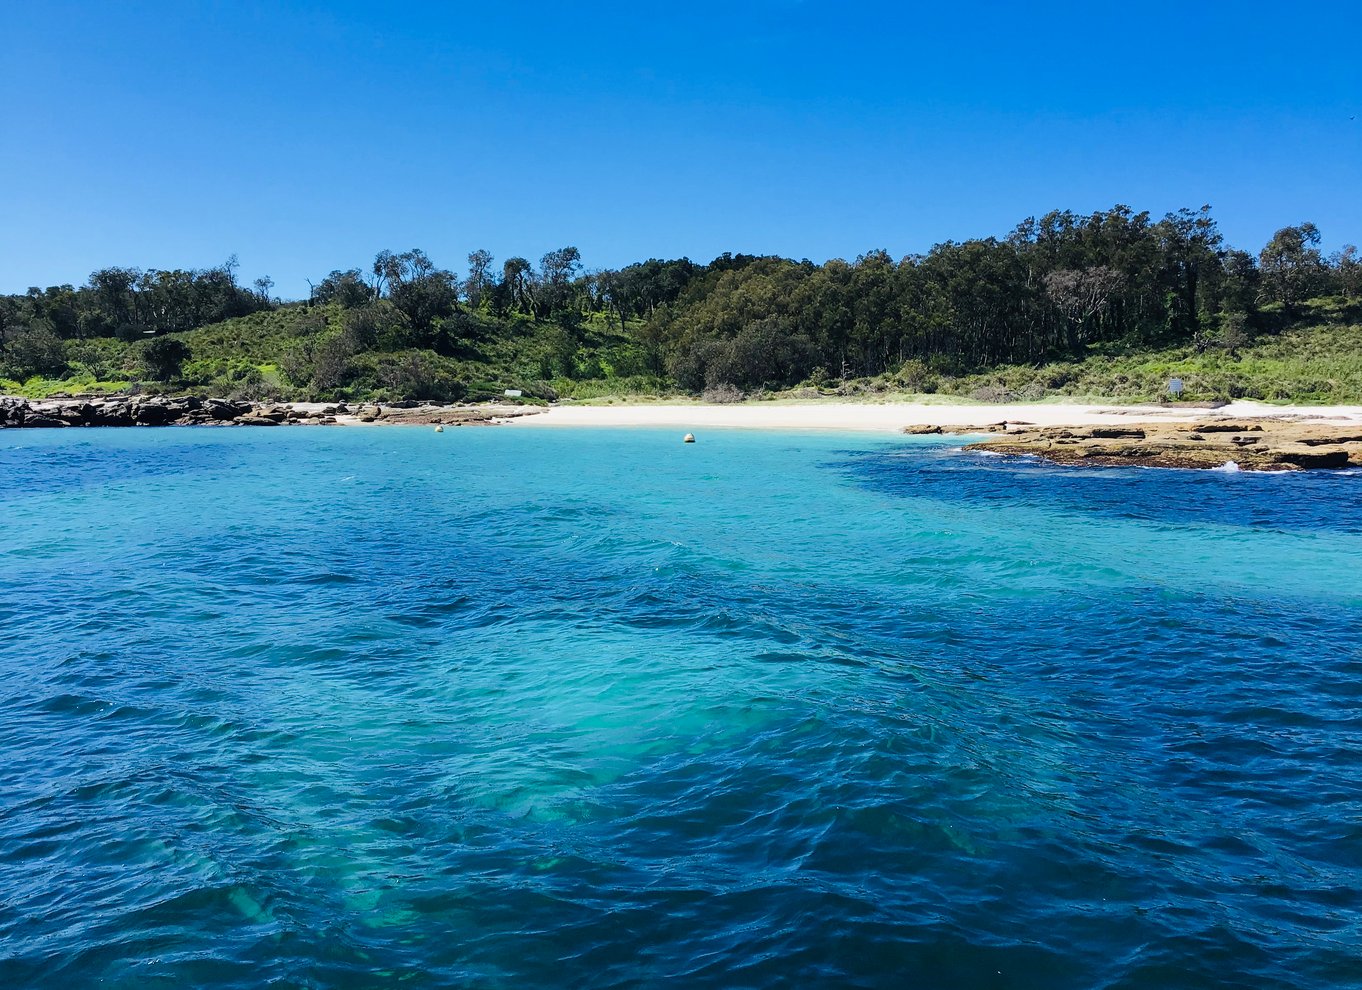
[3,205,1360,396]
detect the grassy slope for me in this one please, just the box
[5,297,1360,405]
[758,299,1362,406]
[0,305,653,401]
[937,312,1362,405]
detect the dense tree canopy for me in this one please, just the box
[2,207,1358,395]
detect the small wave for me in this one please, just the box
[4,424,1361,989]
[289,571,360,586]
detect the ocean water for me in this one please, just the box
[2,425,1360,989]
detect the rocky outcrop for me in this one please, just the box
[902,421,1038,436]
[1,395,283,428]
[961,419,1362,471]
[337,402,543,426]
[0,396,545,429]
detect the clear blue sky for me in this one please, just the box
[2,1,1358,297]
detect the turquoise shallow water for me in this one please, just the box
[2,425,1360,989]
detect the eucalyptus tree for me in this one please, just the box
[1154,206,1223,339]
[500,257,534,315]
[1044,266,1126,349]
[373,249,459,332]
[537,246,582,316]
[1259,223,1326,315]
[88,267,141,334]
[24,285,81,339]
[315,269,371,308]
[1333,245,1361,298]
[465,249,494,309]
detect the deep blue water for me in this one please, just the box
[2,425,1360,989]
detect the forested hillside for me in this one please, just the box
[3,207,1359,403]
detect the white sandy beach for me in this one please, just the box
[503,400,1362,432]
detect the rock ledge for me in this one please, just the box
[960,419,1362,471]
[0,396,545,429]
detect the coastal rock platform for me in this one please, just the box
[959,419,1362,471]
[0,396,544,430]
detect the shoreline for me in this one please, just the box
[502,399,1362,432]
[6,394,1360,470]
[5,395,1362,433]
[0,395,540,429]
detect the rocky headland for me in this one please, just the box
[946,419,1362,471]
[0,395,544,429]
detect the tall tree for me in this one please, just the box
[1333,245,1361,299]
[377,249,459,332]
[1155,206,1223,339]
[501,257,534,314]
[1260,223,1325,316]
[536,246,582,316]
[465,249,494,309]
[315,269,372,308]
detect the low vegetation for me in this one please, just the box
[2,209,1358,405]
[786,301,1362,406]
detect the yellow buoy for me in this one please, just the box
[683,433,695,443]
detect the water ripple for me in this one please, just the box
[1,427,1360,988]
